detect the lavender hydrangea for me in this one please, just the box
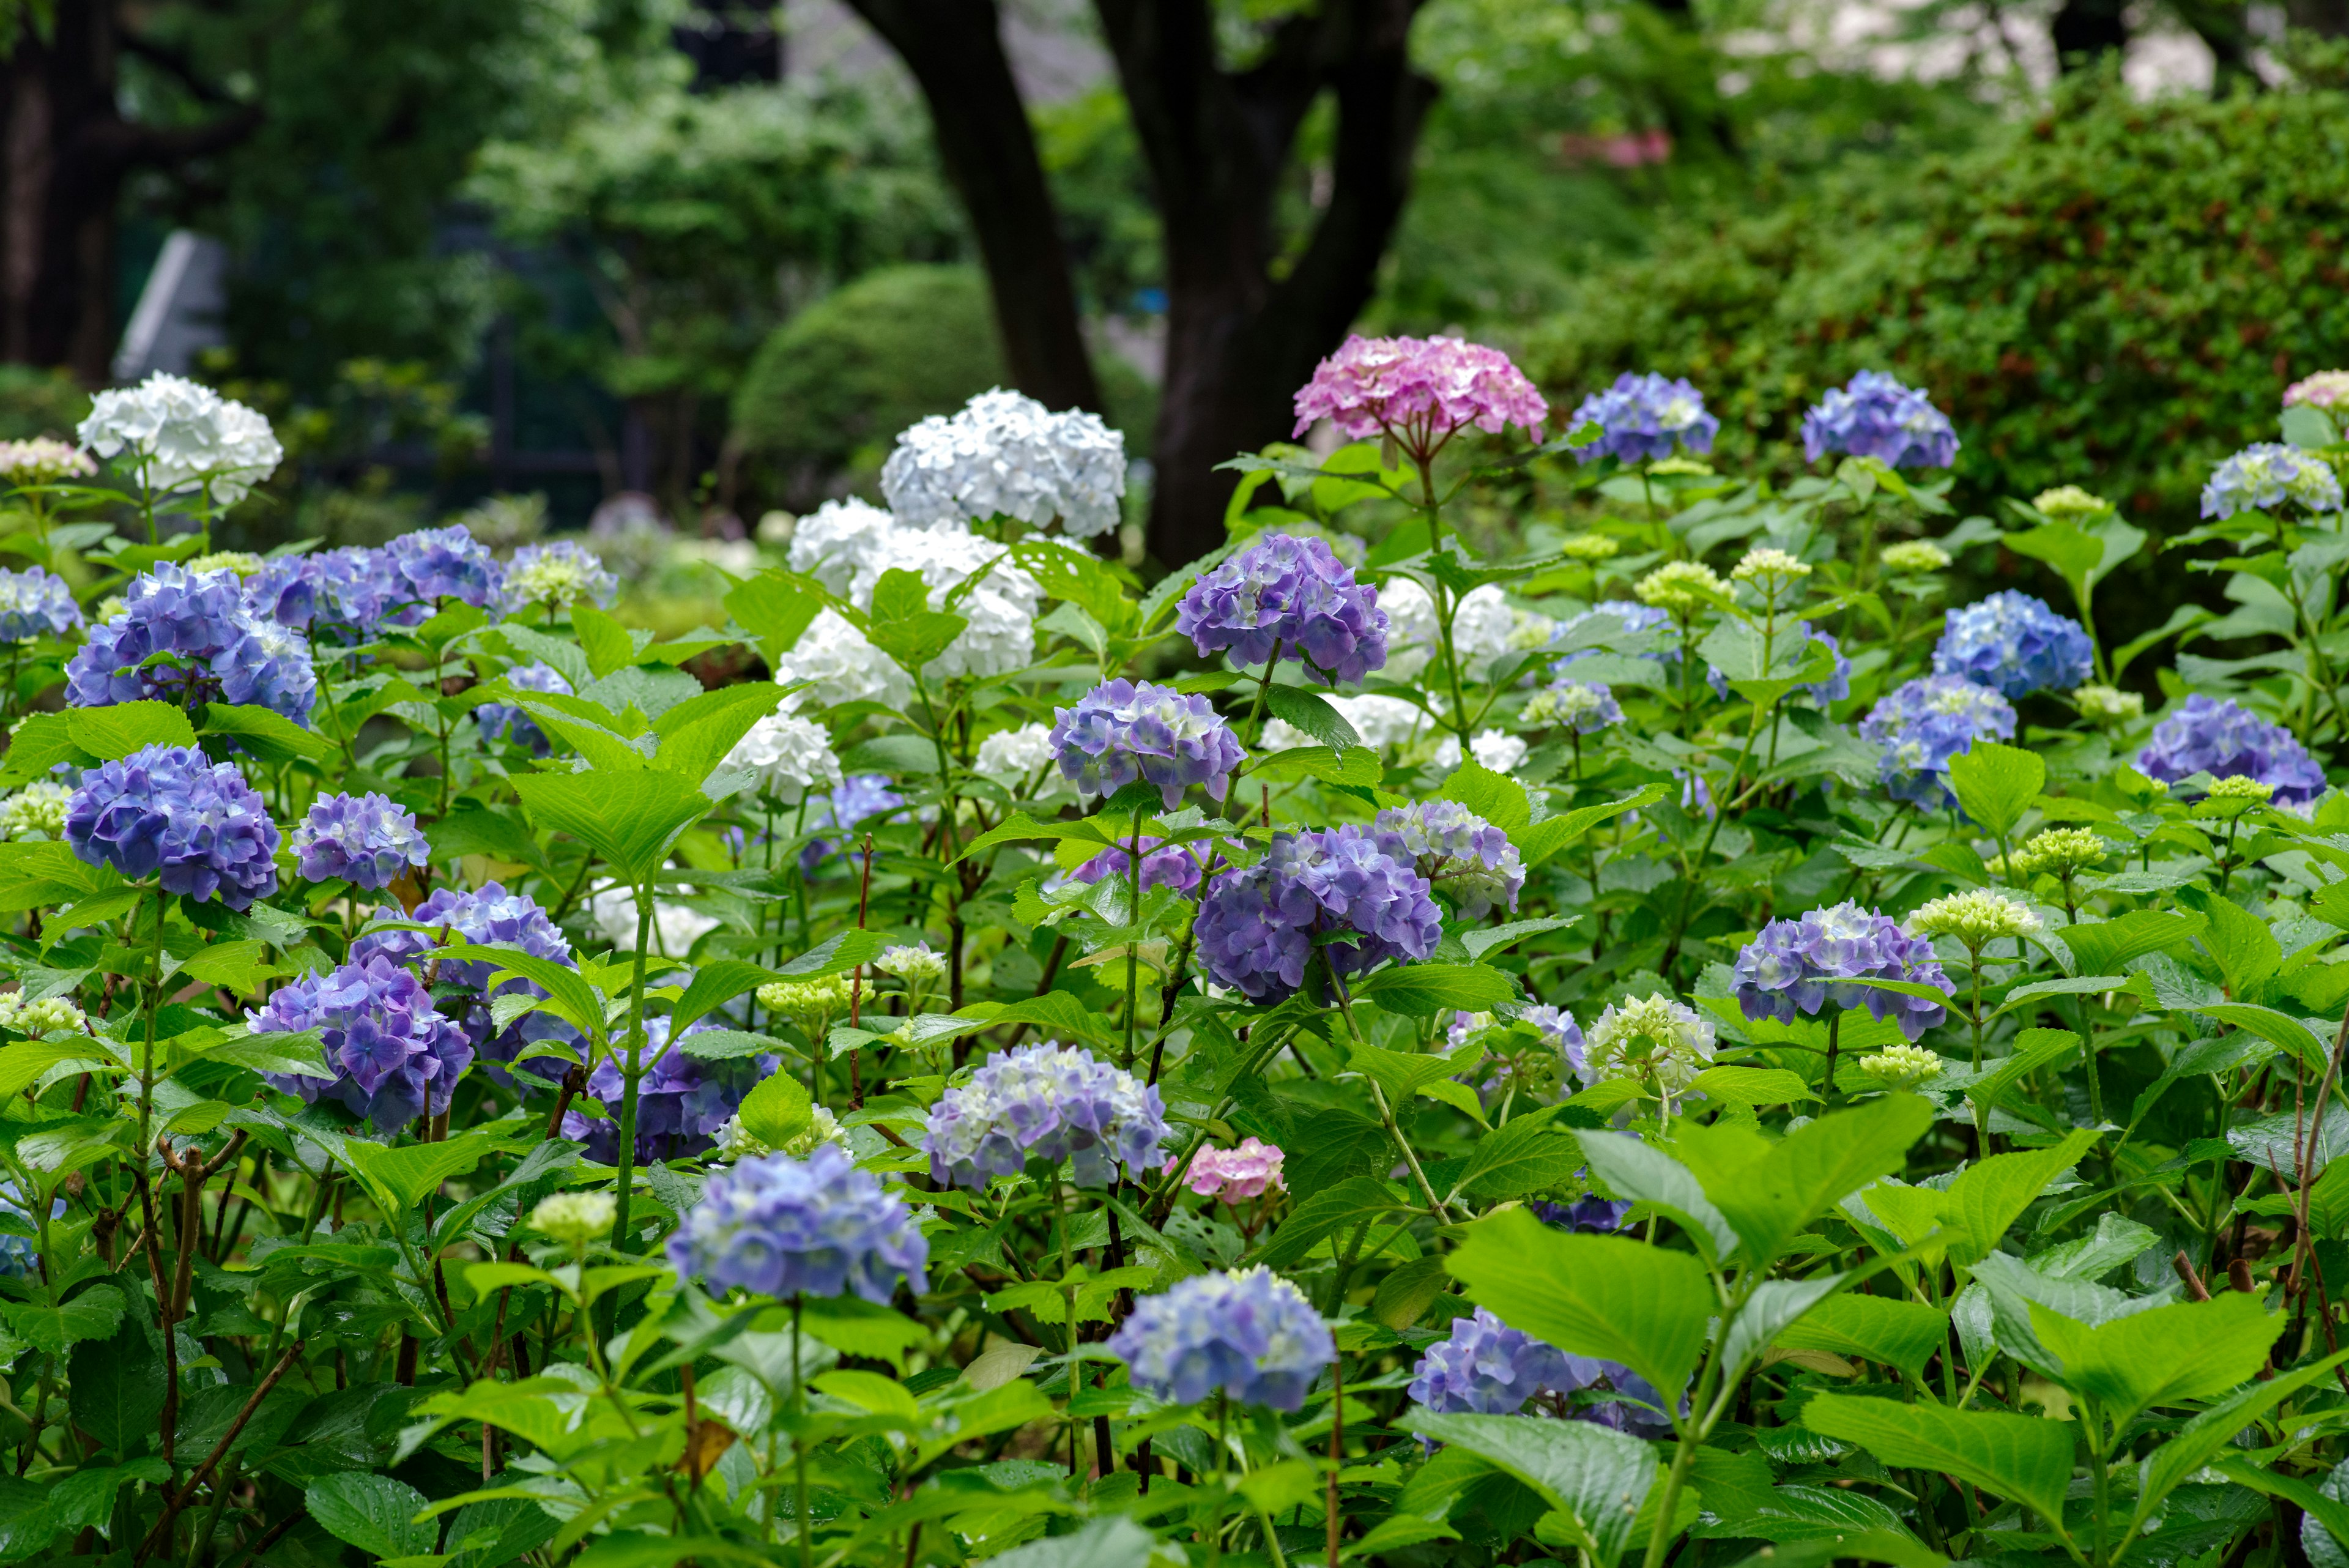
[352,880,579,1076]
[245,547,410,643]
[1409,1307,1589,1415]
[562,1017,778,1164]
[1532,1191,1636,1234]
[2137,694,2327,804]
[1374,801,1525,919]
[2200,442,2345,519]
[0,567,80,641]
[669,1144,929,1303]
[476,662,574,756]
[65,744,281,909]
[252,956,474,1131]
[799,774,908,875]
[386,524,504,610]
[1860,675,2018,809]
[1049,678,1247,811]
[1731,901,1954,1041]
[1565,373,1719,463]
[1194,825,1442,1002]
[1174,532,1390,683]
[922,1042,1170,1189]
[66,563,317,723]
[1106,1266,1334,1411]
[290,792,431,889]
[1931,591,2093,699]
[1071,836,1203,896]
[1801,371,1959,469]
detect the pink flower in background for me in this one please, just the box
[1292,335,1547,461]
[2284,371,2349,411]
[1187,1137,1286,1202]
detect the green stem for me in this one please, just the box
[794,1293,812,1568]
[601,880,656,1336]
[137,889,167,1156]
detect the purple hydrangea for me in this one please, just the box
[252,956,474,1131]
[1801,371,1959,469]
[1409,1307,1590,1415]
[1860,675,2018,809]
[386,524,504,609]
[1931,591,2093,699]
[2137,694,2327,804]
[503,538,621,615]
[477,662,574,756]
[1071,835,1203,896]
[1531,1191,1635,1234]
[799,774,907,875]
[245,547,410,643]
[1374,800,1524,920]
[65,744,280,910]
[562,1017,778,1164]
[922,1042,1170,1190]
[1731,900,1953,1041]
[0,567,81,641]
[1106,1265,1334,1411]
[1705,622,1849,707]
[352,880,580,1077]
[2200,442,2345,519]
[669,1144,929,1304]
[1194,825,1442,1003]
[1174,532,1390,684]
[290,792,431,890]
[1050,678,1247,811]
[1564,373,1719,463]
[66,563,317,724]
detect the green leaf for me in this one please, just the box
[1461,917,1579,961]
[340,1132,496,1212]
[1253,1176,1416,1269]
[1574,1128,1739,1261]
[737,1070,814,1151]
[1404,1410,1655,1568]
[723,570,826,666]
[2027,1292,2277,1434]
[1453,1112,1586,1202]
[308,1471,436,1560]
[776,928,892,978]
[952,811,1117,863]
[1690,1065,1816,1105]
[1516,786,1668,870]
[0,711,92,784]
[670,959,779,1036]
[2192,1002,2328,1073]
[865,568,968,669]
[1943,1126,2101,1267]
[1263,684,1362,748]
[1774,1293,1949,1377]
[1440,761,1531,834]
[1251,745,1383,786]
[1715,1531,1946,1568]
[571,604,640,680]
[174,938,273,994]
[1802,1394,2072,1526]
[938,991,1121,1050]
[653,683,789,785]
[2062,909,2206,975]
[66,700,197,759]
[1703,1094,1935,1271]
[69,1318,163,1457]
[982,1516,1157,1568]
[7,1285,124,1357]
[1945,743,2043,839]
[432,941,607,1043]
[1448,1208,1712,1403]
[1351,962,1517,1017]
[510,769,712,883]
[2132,1347,2349,1540]
[198,703,332,764]
[1962,1028,2081,1124]
[2181,888,2282,998]
[0,841,124,913]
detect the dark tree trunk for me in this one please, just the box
[2049,0,2129,61]
[840,0,1104,418]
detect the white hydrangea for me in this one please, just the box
[852,525,1041,681]
[77,371,283,506]
[877,942,948,984]
[0,781,72,840]
[786,497,907,596]
[771,608,914,712]
[976,721,1055,779]
[1334,694,1435,751]
[1434,729,1531,774]
[588,885,721,957]
[1452,585,1520,671]
[880,388,1126,538]
[722,711,844,804]
[1581,993,1717,1098]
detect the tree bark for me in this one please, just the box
[2049,0,2129,65]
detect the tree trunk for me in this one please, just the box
[2049,0,2129,62]
[1,3,127,382]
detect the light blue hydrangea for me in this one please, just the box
[1107,1265,1334,1410]
[669,1144,929,1303]
[2200,443,2345,519]
[1930,591,2092,699]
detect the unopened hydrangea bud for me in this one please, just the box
[757,974,855,1027]
[188,551,265,579]
[0,781,71,839]
[0,993,87,1036]
[1732,546,1810,583]
[2032,485,2113,522]
[1880,540,1951,573]
[1635,560,1726,615]
[1560,532,1620,561]
[1857,1043,1943,1090]
[877,943,948,985]
[531,1191,617,1250]
[2018,827,2110,875]
[1907,890,2042,947]
[2208,774,2276,801]
[2073,685,2143,723]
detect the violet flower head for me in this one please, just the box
[799,774,908,875]
[562,1017,778,1164]
[1049,678,1246,812]
[65,744,281,910]
[1532,1192,1636,1234]
[922,1042,1170,1190]
[1860,675,2018,809]
[1801,371,1959,469]
[66,562,317,724]
[477,662,574,757]
[1107,1266,1334,1411]
[1931,591,2093,699]
[1194,825,1442,1003]
[245,547,409,643]
[1731,900,1953,1041]
[290,792,431,890]
[1409,1307,1591,1416]
[669,1144,929,1304]
[1071,835,1203,897]
[386,524,504,610]
[0,567,80,641]
[1565,373,1718,463]
[252,956,473,1131]
[1187,1138,1285,1202]
[1292,334,1546,459]
[2137,694,2327,804]
[1373,800,1524,920]
[1175,532,1390,684]
[2200,442,2345,519]
[352,880,579,1077]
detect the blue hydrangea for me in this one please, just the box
[798,774,908,875]
[1195,825,1442,1002]
[66,563,317,724]
[0,1186,56,1277]
[245,547,409,644]
[1409,1307,1590,1414]
[1050,678,1247,812]
[1731,900,1953,1041]
[1174,531,1390,683]
[1931,591,2093,699]
[669,1143,930,1304]
[0,567,80,641]
[353,880,580,1077]
[1071,836,1203,896]
[1565,373,1720,463]
[1707,622,1849,705]
[1373,800,1525,920]
[1801,371,1959,469]
[2137,694,2327,804]
[386,524,504,609]
[476,662,574,756]
[252,956,475,1131]
[562,1017,778,1164]
[1525,678,1625,735]
[1107,1266,1334,1411]
[290,792,431,890]
[65,744,281,909]
[923,1042,1170,1190]
[2200,442,2345,519]
[1860,675,2018,809]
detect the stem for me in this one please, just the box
[601,880,656,1337]
[794,1293,812,1568]
[137,889,167,1156]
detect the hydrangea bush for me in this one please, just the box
[0,366,2346,1568]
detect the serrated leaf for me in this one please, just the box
[1946,742,2043,838]
[308,1471,436,1560]
[510,770,711,883]
[1405,1410,1655,1567]
[1263,684,1362,748]
[1803,1394,2072,1526]
[66,700,197,760]
[1774,1293,1949,1377]
[737,1070,813,1150]
[1352,963,1516,1017]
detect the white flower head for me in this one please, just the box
[588,885,719,956]
[722,710,844,805]
[877,942,948,985]
[530,1191,616,1250]
[1636,560,1728,615]
[1732,546,1811,582]
[1880,540,1953,573]
[1907,890,2042,946]
[1581,993,1717,1097]
[881,388,1126,538]
[976,721,1055,780]
[1375,576,1437,679]
[852,526,1041,681]
[771,608,914,713]
[1434,729,1530,775]
[1450,584,1520,670]
[77,371,283,505]
[786,497,907,596]
[0,781,72,840]
[0,992,86,1036]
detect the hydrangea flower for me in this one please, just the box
[669,1144,929,1302]
[253,956,473,1131]
[2074,685,2143,724]
[1561,531,1620,561]
[2137,695,2326,804]
[1565,373,1718,463]
[786,496,907,595]
[1176,532,1390,683]
[848,524,1044,681]
[1432,730,1530,775]
[503,540,619,615]
[66,563,317,724]
[386,525,504,609]
[1188,1138,1286,1201]
[1523,680,1624,734]
[1292,334,1547,461]
[0,567,80,641]
[1800,371,1959,469]
[877,943,948,986]
[532,1192,616,1251]
[352,880,580,1077]
[1194,825,1442,1002]
[2015,827,2109,879]
[77,371,283,505]
[188,551,264,579]
[1449,583,1542,672]
[976,722,1055,780]
[2285,371,2349,410]
[1532,1191,1635,1234]
[798,774,907,874]
[1375,800,1524,919]
[1730,901,1953,1041]
[1931,591,2093,699]
[0,437,95,486]
[476,662,574,757]
[1860,676,2019,809]
[922,1042,1169,1189]
[757,975,855,1037]
[772,609,913,713]
[1107,1266,1334,1411]
[1907,889,2041,947]
[1857,1042,1944,1090]
[1071,836,1204,896]
[562,1017,778,1164]
[244,547,409,644]
[587,885,720,957]
[1578,994,1716,1101]
[1049,678,1247,811]
[66,744,280,909]
[2032,486,2113,522]
[714,1102,849,1164]
[880,388,1126,538]
[722,711,843,804]
[0,781,71,840]
[290,792,431,890]
[1409,1307,1590,1415]
[2200,443,2345,519]
[1636,561,1727,616]
[1880,540,1952,573]
[0,992,87,1037]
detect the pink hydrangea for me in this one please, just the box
[1292,335,1547,460]
[2284,371,2349,411]
[1187,1137,1286,1201]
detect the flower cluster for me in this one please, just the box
[975,722,1055,781]
[1931,591,2093,698]
[787,497,905,595]
[1176,532,1390,683]
[532,1192,616,1251]
[2074,685,2143,724]
[1293,334,1546,457]
[0,437,95,486]
[253,957,473,1131]
[476,663,574,757]
[1195,826,1441,1002]
[2201,443,2344,519]
[1578,994,1716,1099]
[1107,1266,1334,1411]
[77,371,283,505]
[1188,1139,1286,1202]
[0,567,80,641]
[502,540,618,614]
[1880,540,1951,573]
[2013,827,2109,879]
[1565,373,1717,463]
[1071,836,1204,897]
[669,1145,929,1303]
[880,388,1126,538]
[852,523,1045,682]
[1860,675,2018,808]
[66,744,281,909]
[0,782,70,840]
[1800,370,1959,469]
[387,524,503,609]
[1906,889,2041,946]
[2285,371,2349,410]
[1636,560,1727,615]
[0,992,86,1037]
[2032,485,2113,522]
[1049,678,1246,811]
[244,548,410,644]
[1857,1042,1945,1090]
[1374,800,1525,919]
[1731,901,1954,1040]
[877,942,947,987]
[289,792,431,890]
[67,563,317,723]
[1409,1307,1589,1416]
[563,1019,778,1164]
[723,710,844,804]
[353,880,579,1072]
[1434,729,1531,775]
[771,609,913,713]
[757,974,856,1030]
[1524,679,1624,734]
[2137,695,2327,803]
[922,1042,1169,1189]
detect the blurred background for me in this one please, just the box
[0,0,2343,617]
